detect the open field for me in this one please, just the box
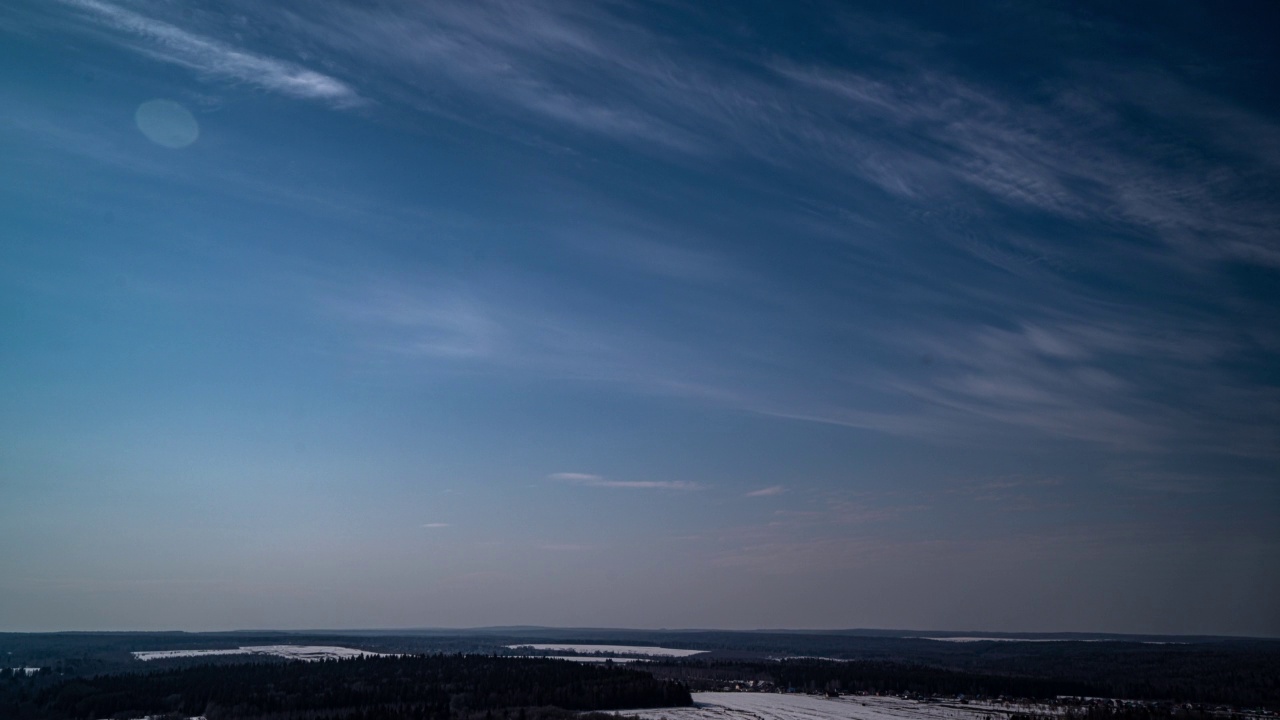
[613,692,1061,720]
[133,645,385,661]
[920,638,1177,645]
[545,656,641,663]
[510,644,708,658]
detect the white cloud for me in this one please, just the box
[548,472,698,490]
[549,472,603,482]
[422,523,452,528]
[746,485,787,497]
[55,0,362,106]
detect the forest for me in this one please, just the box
[0,654,692,720]
[644,656,1280,709]
[3,631,1277,717]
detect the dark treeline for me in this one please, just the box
[0,654,692,720]
[648,659,1095,698]
[647,659,1280,709]
[968,646,1280,709]
[769,659,1093,698]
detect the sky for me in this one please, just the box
[1,0,1278,636]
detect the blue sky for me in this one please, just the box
[1,0,1278,634]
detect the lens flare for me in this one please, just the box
[134,99,199,148]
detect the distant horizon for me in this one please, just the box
[4,625,1276,641]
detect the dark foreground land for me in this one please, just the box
[2,629,1278,719]
[0,654,692,720]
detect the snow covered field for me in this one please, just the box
[922,637,1101,643]
[508,644,706,658]
[921,637,1174,645]
[133,645,385,662]
[612,691,1055,720]
[543,656,640,663]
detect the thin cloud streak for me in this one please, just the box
[54,0,362,105]
[548,473,699,491]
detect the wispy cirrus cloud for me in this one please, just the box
[250,0,698,151]
[258,1,1276,464]
[52,0,362,105]
[258,0,1280,277]
[34,0,1275,466]
[548,473,698,491]
[328,280,501,360]
[746,486,786,497]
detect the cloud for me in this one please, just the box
[548,472,698,490]
[54,0,362,106]
[421,523,451,529]
[57,0,1268,465]
[746,486,787,497]
[549,472,604,483]
[323,278,503,361]
[256,0,697,151]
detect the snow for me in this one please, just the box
[921,637,1098,643]
[542,656,640,663]
[114,716,207,720]
[610,691,1058,720]
[132,645,385,662]
[508,644,706,658]
[133,649,246,661]
[9,667,42,676]
[920,638,1176,645]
